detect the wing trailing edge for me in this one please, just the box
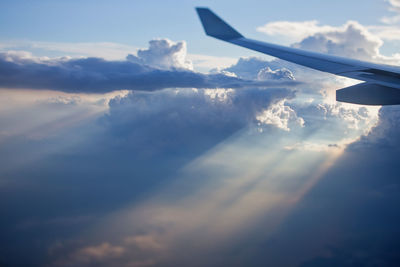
[337,83,400,105]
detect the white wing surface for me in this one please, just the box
[196,7,400,105]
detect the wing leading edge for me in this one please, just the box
[196,7,400,105]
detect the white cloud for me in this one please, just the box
[257,19,400,63]
[257,20,336,41]
[355,105,400,147]
[380,15,400,24]
[257,67,295,81]
[127,39,193,70]
[367,25,400,41]
[387,0,400,9]
[187,54,237,72]
[256,100,304,131]
[105,86,295,141]
[219,55,379,142]
[0,40,138,60]
[0,39,236,72]
[381,0,400,24]
[293,21,400,64]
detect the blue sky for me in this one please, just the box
[2,0,400,266]
[0,0,395,57]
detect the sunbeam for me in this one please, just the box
[55,112,369,266]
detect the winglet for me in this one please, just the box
[196,7,244,41]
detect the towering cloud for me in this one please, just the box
[127,39,193,70]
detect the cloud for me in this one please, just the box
[223,57,285,80]
[259,20,398,63]
[381,0,400,24]
[257,19,400,62]
[0,45,298,93]
[104,86,296,144]
[52,242,126,266]
[257,20,336,41]
[186,54,237,71]
[256,99,304,131]
[0,54,301,264]
[39,56,379,267]
[367,25,400,42]
[246,106,400,267]
[257,67,295,81]
[0,24,391,267]
[0,40,237,71]
[74,242,125,261]
[220,55,380,148]
[352,106,400,148]
[293,21,389,62]
[4,79,295,267]
[0,40,139,60]
[126,39,193,70]
[124,235,163,251]
[387,0,400,11]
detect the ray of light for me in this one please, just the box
[61,121,351,266]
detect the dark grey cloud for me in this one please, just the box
[0,84,295,266]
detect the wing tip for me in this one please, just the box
[195,7,244,41]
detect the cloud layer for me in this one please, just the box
[0,40,298,93]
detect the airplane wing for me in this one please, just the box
[196,7,400,105]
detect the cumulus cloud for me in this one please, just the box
[293,21,386,62]
[257,67,295,81]
[256,100,304,131]
[220,55,379,145]
[223,57,285,80]
[103,86,296,145]
[127,39,193,70]
[353,105,400,148]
